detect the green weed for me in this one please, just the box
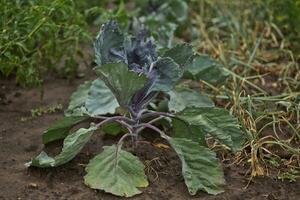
[0,0,91,87]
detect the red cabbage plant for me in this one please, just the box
[27,21,244,197]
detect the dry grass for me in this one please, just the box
[187,0,300,181]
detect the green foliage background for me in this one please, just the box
[267,0,300,46]
[1,0,299,86]
[0,0,92,86]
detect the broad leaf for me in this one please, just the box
[177,107,244,152]
[95,63,148,107]
[152,57,181,92]
[168,137,225,195]
[166,0,188,22]
[133,16,177,48]
[163,43,193,69]
[172,118,206,145]
[157,0,188,23]
[157,22,177,48]
[184,55,229,85]
[42,116,89,144]
[65,106,89,117]
[95,21,125,65]
[85,79,119,116]
[101,122,123,136]
[28,126,96,167]
[168,88,214,112]
[65,81,92,116]
[84,145,148,197]
[152,21,177,48]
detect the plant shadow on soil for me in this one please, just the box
[0,76,300,200]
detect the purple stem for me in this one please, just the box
[95,116,134,129]
[134,123,170,140]
[140,111,175,120]
[116,120,133,132]
[115,130,136,168]
[136,116,165,134]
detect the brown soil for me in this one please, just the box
[1,77,300,200]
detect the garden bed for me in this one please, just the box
[0,77,299,200]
